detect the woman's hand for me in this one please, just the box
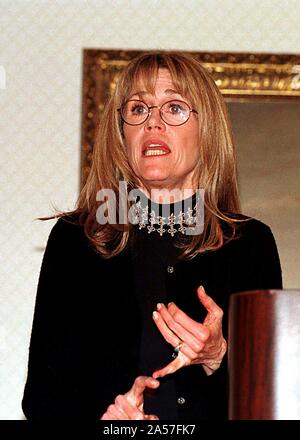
[100,376,160,420]
[152,285,227,378]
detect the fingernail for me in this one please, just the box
[168,302,174,307]
[152,311,158,320]
[157,303,162,310]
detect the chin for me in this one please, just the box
[140,165,170,179]
[141,172,169,186]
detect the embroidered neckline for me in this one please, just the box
[132,193,200,237]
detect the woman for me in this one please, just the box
[22,52,282,420]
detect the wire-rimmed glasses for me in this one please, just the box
[118,99,198,126]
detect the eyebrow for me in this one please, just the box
[128,88,182,100]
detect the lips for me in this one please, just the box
[142,139,171,157]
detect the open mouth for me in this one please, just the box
[142,142,171,157]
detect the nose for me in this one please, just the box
[144,107,166,132]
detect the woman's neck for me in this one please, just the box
[138,186,196,204]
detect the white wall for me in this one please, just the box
[1,0,299,419]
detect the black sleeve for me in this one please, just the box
[22,219,94,420]
[206,221,282,420]
[229,220,283,296]
[249,222,283,291]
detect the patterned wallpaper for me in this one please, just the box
[0,0,299,419]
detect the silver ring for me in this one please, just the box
[172,342,183,359]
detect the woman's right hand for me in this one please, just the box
[100,376,160,420]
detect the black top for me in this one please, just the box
[133,229,179,418]
[22,209,282,420]
[132,194,196,419]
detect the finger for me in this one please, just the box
[101,413,112,420]
[156,303,208,347]
[107,404,129,420]
[101,403,128,420]
[174,341,198,361]
[115,394,144,420]
[111,401,129,420]
[152,309,182,346]
[167,302,210,342]
[128,376,159,406]
[145,414,160,420]
[100,412,111,420]
[153,309,199,360]
[197,286,223,320]
[152,351,187,379]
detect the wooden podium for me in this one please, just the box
[228,289,300,420]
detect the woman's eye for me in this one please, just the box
[168,104,183,114]
[131,105,147,115]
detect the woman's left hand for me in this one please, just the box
[152,285,227,379]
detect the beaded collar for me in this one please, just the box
[131,191,201,237]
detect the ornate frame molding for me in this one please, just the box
[81,49,300,187]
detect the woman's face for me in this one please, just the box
[123,69,199,197]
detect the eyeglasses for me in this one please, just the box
[118,99,198,126]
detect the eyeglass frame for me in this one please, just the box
[117,99,198,127]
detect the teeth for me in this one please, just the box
[144,149,168,157]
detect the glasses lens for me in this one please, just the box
[121,100,148,125]
[161,100,190,125]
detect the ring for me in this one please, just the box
[172,342,183,359]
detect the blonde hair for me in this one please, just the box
[56,51,242,259]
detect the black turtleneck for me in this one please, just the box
[130,193,198,419]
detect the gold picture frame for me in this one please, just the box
[81,49,300,188]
